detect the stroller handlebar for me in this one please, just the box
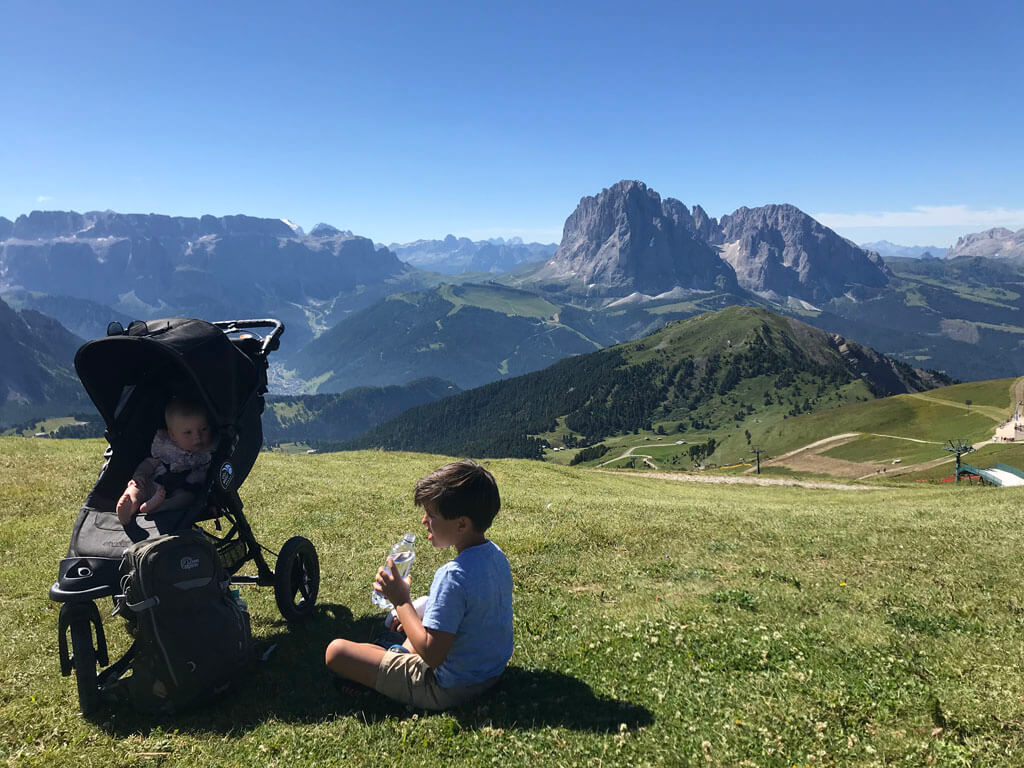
[213,318,285,356]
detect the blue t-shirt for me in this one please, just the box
[421,540,514,688]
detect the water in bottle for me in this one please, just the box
[371,533,416,611]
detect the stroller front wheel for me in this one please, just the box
[274,536,320,622]
[69,619,100,715]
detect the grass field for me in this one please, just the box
[821,435,947,466]
[554,378,1019,474]
[3,437,1024,766]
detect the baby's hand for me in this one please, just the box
[139,485,165,516]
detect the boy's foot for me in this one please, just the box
[329,671,370,698]
[372,630,406,650]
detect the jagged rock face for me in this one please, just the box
[0,217,13,240]
[717,204,891,304]
[946,227,1024,262]
[535,180,738,295]
[0,210,408,309]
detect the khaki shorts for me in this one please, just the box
[375,650,500,710]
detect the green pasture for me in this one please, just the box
[1,417,85,438]
[3,437,1024,766]
[438,283,559,319]
[821,435,947,466]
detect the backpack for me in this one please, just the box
[120,530,253,713]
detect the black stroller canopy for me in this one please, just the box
[75,318,259,431]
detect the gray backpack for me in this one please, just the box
[120,531,252,713]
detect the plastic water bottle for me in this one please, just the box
[371,533,416,611]
[231,588,248,614]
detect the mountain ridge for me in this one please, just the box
[339,306,950,458]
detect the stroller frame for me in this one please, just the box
[49,318,320,714]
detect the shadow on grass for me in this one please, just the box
[91,602,652,736]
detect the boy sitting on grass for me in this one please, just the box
[325,460,514,710]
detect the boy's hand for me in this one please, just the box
[375,556,412,607]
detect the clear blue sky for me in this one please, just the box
[2,0,1022,248]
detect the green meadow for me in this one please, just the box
[3,437,1024,766]
[562,378,1018,473]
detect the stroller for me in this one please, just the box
[48,317,321,714]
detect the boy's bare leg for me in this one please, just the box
[325,639,388,688]
[116,481,143,524]
[138,485,166,516]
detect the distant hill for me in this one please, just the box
[0,298,88,425]
[860,240,948,260]
[290,283,620,392]
[0,290,130,342]
[390,235,555,274]
[339,306,950,459]
[263,377,460,446]
[815,255,1024,381]
[945,227,1024,263]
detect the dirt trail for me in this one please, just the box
[598,444,659,469]
[594,468,876,491]
[1013,376,1024,410]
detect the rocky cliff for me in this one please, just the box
[716,204,891,305]
[531,180,738,295]
[0,210,410,346]
[945,227,1024,262]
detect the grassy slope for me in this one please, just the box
[3,437,1024,766]
[566,375,1017,473]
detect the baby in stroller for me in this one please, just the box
[116,398,217,524]
[51,317,321,715]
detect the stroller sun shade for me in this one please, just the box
[75,318,259,433]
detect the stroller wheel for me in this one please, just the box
[274,536,320,622]
[70,620,100,715]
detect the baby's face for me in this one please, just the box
[167,413,211,453]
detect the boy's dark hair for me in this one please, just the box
[414,460,500,533]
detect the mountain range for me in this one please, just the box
[859,240,948,260]
[0,210,414,347]
[3,182,1023,428]
[388,235,555,275]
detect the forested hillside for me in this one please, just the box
[340,307,951,458]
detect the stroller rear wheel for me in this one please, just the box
[70,620,100,715]
[274,536,320,622]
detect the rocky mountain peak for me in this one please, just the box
[310,223,351,238]
[531,180,738,295]
[946,227,1024,262]
[716,203,891,304]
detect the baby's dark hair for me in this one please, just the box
[164,398,208,426]
[414,460,500,532]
